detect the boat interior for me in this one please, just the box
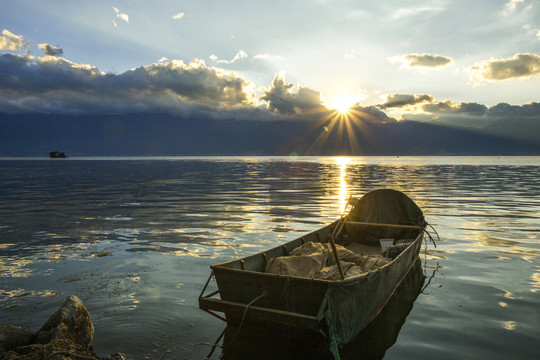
[212,189,425,275]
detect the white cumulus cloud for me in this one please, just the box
[172,12,185,20]
[211,50,248,64]
[389,53,454,69]
[467,53,540,85]
[253,53,282,60]
[113,7,129,24]
[0,29,28,51]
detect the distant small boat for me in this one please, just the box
[199,189,430,356]
[49,151,67,158]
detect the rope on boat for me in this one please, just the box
[200,290,270,359]
[222,290,270,347]
[421,220,443,288]
[424,222,439,248]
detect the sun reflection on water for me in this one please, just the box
[502,289,516,299]
[503,321,517,330]
[335,157,351,212]
[531,270,540,293]
[0,258,35,278]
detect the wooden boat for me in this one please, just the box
[217,259,426,359]
[199,189,427,355]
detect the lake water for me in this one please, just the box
[1,156,539,359]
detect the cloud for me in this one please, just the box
[261,75,325,115]
[521,24,540,40]
[123,59,255,108]
[344,49,356,59]
[487,102,540,118]
[350,105,397,123]
[467,53,540,84]
[1,49,537,130]
[504,0,525,12]
[380,93,434,108]
[113,7,129,23]
[210,50,248,64]
[391,6,444,19]
[0,29,28,51]
[37,43,63,57]
[422,101,488,115]
[172,12,185,20]
[0,53,257,115]
[403,98,540,127]
[390,53,454,69]
[253,53,282,60]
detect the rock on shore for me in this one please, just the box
[0,295,125,360]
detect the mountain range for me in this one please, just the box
[1,113,539,156]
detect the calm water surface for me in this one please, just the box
[0,156,539,359]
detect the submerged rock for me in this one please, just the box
[1,295,125,360]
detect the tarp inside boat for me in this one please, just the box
[264,241,390,280]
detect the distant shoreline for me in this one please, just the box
[1,155,539,167]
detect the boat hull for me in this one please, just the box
[199,221,423,342]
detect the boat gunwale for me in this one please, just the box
[209,225,424,285]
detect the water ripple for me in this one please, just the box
[0,157,539,359]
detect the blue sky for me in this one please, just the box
[1,0,540,126]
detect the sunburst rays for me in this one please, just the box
[302,106,376,155]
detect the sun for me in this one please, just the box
[329,93,359,114]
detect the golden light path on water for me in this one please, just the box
[335,157,351,213]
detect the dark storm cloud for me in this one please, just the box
[350,105,398,123]
[0,54,256,115]
[423,101,488,115]
[380,93,433,108]
[419,100,540,121]
[261,75,325,115]
[468,53,540,82]
[38,43,63,57]
[487,102,540,118]
[392,53,454,68]
[119,59,253,107]
[0,54,107,94]
[409,100,540,128]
